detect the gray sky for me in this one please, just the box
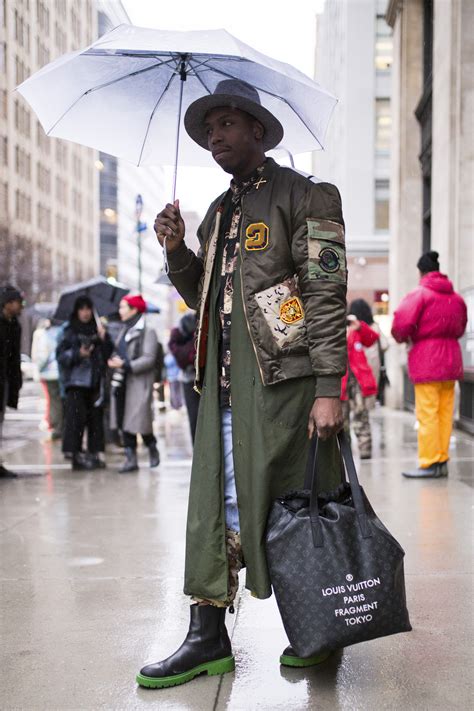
[120,0,326,214]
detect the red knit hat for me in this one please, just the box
[123,294,147,313]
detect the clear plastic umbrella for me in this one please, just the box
[17,25,337,199]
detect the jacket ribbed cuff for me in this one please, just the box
[166,241,194,273]
[315,375,342,398]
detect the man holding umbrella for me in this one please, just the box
[138,79,347,687]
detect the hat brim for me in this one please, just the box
[184,93,284,152]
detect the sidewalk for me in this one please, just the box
[0,385,473,710]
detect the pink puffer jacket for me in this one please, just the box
[391,272,467,383]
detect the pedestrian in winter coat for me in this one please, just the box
[31,319,63,440]
[138,79,347,688]
[56,296,113,471]
[168,312,200,442]
[341,316,380,459]
[349,298,389,403]
[108,294,160,473]
[392,251,467,478]
[0,285,24,478]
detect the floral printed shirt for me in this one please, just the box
[218,161,266,407]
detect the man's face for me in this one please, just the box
[205,107,264,177]
[3,299,23,318]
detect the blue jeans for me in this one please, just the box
[221,408,240,532]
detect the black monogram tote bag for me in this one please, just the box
[266,432,411,658]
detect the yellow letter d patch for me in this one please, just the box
[245,222,269,251]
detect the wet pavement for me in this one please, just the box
[0,382,473,710]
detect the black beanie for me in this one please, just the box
[0,284,23,306]
[417,250,440,274]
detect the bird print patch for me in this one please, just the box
[255,277,307,348]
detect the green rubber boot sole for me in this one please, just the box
[136,655,235,689]
[280,650,331,668]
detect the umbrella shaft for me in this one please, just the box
[172,71,185,202]
[167,64,186,275]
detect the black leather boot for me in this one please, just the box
[137,604,235,688]
[72,453,95,471]
[0,464,18,478]
[88,453,106,469]
[148,443,160,468]
[280,645,331,667]
[118,447,138,473]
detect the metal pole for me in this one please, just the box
[171,56,187,202]
[164,55,187,274]
[138,229,142,293]
[135,194,144,293]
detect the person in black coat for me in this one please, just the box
[56,296,113,471]
[168,312,200,443]
[0,285,24,478]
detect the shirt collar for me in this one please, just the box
[230,160,267,204]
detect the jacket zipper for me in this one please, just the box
[239,196,265,383]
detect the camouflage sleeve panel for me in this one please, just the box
[290,180,347,383]
[306,219,347,285]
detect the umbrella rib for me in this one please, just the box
[194,64,324,149]
[137,72,176,167]
[187,55,244,73]
[192,68,214,96]
[45,58,174,137]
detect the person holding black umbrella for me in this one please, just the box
[56,296,113,471]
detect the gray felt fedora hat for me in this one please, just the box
[184,79,284,152]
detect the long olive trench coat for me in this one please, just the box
[183,255,342,602]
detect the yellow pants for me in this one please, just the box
[415,381,455,469]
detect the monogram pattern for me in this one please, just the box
[266,486,412,657]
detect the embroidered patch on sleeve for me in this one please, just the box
[245,222,269,251]
[306,218,347,284]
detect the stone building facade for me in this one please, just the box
[386,0,473,432]
[0,0,99,302]
[314,0,392,313]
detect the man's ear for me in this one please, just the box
[253,120,264,141]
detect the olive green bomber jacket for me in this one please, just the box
[167,158,347,397]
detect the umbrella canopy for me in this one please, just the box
[53,276,129,322]
[17,25,337,169]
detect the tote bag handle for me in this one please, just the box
[307,431,372,547]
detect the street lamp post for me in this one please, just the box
[135,194,147,293]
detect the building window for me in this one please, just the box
[36,121,50,154]
[56,140,68,168]
[375,179,390,232]
[0,181,8,215]
[0,90,7,119]
[0,135,7,166]
[36,37,50,68]
[375,17,393,72]
[375,98,391,154]
[36,0,50,37]
[0,42,6,74]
